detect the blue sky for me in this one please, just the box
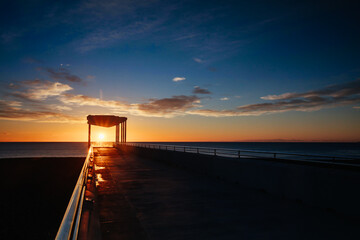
[0,0,359,141]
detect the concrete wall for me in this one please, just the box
[117,145,360,218]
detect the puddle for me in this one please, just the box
[96,173,105,182]
[96,173,106,187]
[95,164,105,170]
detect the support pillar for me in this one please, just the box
[88,124,91,148]
[120,123,123,143]
[124,120,127,143]
[122,122,124,143]
[116,124,119,145]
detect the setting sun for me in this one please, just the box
[98,133,105,141]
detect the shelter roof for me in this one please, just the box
[87,115,127,127]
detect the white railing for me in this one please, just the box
[55,146,93,240]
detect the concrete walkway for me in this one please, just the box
[93,147,359,240]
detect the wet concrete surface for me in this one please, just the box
[94,147,360,240]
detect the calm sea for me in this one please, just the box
[0,142,359,159]
[0,142,88,158]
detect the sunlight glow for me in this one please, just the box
[98,133,105,141]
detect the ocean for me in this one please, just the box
[0,142,359,159]
[0,142,88,158]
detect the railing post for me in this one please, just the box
[165,146,167,150]
[214,149,217,156]
[274,153,276,159]
[238,151,240,158]
[197,148,199,154]
[184,147,186,152]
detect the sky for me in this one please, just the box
[0,0,359,142]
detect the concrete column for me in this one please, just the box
[88,124,91,148]
[116,124,119,145]
[124,120,127,143]
[120,122,123,143]
[122,122,124,143]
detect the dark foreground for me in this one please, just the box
[0,157,84,239]
[94,147,360,240]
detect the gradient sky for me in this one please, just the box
[0,0,359,142]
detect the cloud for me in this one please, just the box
[0,100,81,123]
[173,34,199,41]
[59,94,128,110]
[220,97,229,101]
[173,77,186,82]
[86,75,96,79]
[193,57,203,63]
[1,32,22,43]
[261,80,360,100]
[60,94,202,117]
[188,109,240,117]
[134,95,200,117]
[207,67,217,72]
[39,67,83,83]
[189,79,360,117]
[51,105,72,111]
[0,100,22,108]
[13,81,73,100]
[22,57,43,64]
[260,92,297,100]
[77,21,162,52]
[75,1,168,52]
[193,86,211,94]
[21,79,43,86]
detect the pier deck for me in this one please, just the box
[93,147,359,240]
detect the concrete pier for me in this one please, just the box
[93,147,359,240]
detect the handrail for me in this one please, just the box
[56,146,93,240]
[125,143,360,164]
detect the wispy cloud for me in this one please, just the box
[193,86,211,94]
[73,0,169,52]
[22,57,43,64]
[189,79,360,117]
[59,94,128,110]
[173,77,186,82]
[193,57,203,63]
[261,80,360,100]
[173,34,199,41]
[13,80,73,100]
[39,67,83,83]
[1,32,22,43]
[51,105,72,111]
[77,18,166,52]
[220,97,229,101]
[0,99,81,123]
[133,95,200,117]
[207,67,217,72]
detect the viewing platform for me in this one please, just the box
[89,146,359,240]
[56,115,360,240]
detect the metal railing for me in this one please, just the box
[56,146,93,240]
[125,143,360,164]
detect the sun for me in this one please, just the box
[98,133,105,141]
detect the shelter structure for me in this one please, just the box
[87,115,127,147]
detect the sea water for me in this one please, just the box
[0,142,88,158]
[0,142,359,159]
